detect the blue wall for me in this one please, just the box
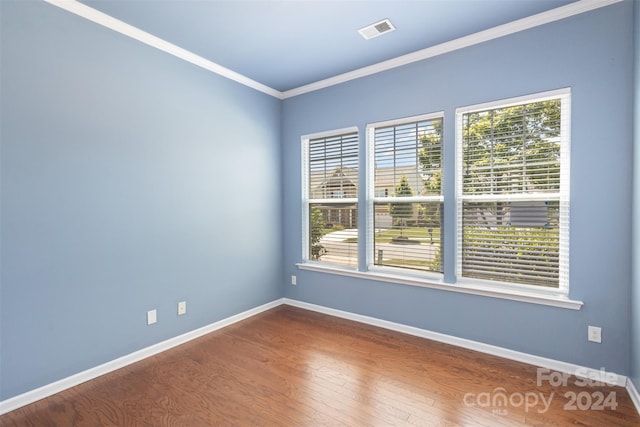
[0,1,282,399]
[283,1,634,374]
[632,0,640,389]
[1,0,637,405]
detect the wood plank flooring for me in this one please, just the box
[2,305,639,426]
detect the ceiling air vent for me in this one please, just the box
[358,19,395,40]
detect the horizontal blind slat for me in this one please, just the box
[372,109,443,275]
[459,94,567,288]
[307,131,359,266]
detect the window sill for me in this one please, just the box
[296,262,583,310]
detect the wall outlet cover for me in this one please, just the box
[147,309,157,325]
[178,301,187,315]
[588,325,601,343]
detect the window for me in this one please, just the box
[302,128,359,267]
[367,113,443,274]
[456,89,570,291]
[299,89,577,308]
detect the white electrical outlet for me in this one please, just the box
[291,275,297,285]
[178,301,187,315]
[147,309,157,325]
[588,325,601,343]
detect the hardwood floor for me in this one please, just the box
[2,305,639,426]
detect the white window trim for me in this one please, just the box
[296,262,583,310]
[301,126,359,266]
[296,93,582,310]
[366,112,445,277]
[455,88,571,295]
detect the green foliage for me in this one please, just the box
[388,176,414,237]
[418,121,443,231]
[427,249,442,272]
[462,100,561,194]
[457,100,562,286]
[462,225,559,287]
[310,208,326,260]
[419,119,442,195]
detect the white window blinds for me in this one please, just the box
[369,113,443,273]
[456,89,570,289]
[303,129,358,267]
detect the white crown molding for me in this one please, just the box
[282,298,629,388]
[42,0,284,99]
[0,298,285,415]
[43,0,621,101]
[281,0,623,99]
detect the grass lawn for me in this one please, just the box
[379,259,431,268]
[344,227,441,243]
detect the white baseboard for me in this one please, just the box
[2,297,635,417]
[0,298,284,415]
[282,298,629,389]
[627,378,640,415]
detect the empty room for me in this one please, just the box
[2,0,640,425]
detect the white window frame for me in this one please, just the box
[455,88,571,297]
[301,126,359,268]
[366,112,445,279]
[297,90,581,310]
